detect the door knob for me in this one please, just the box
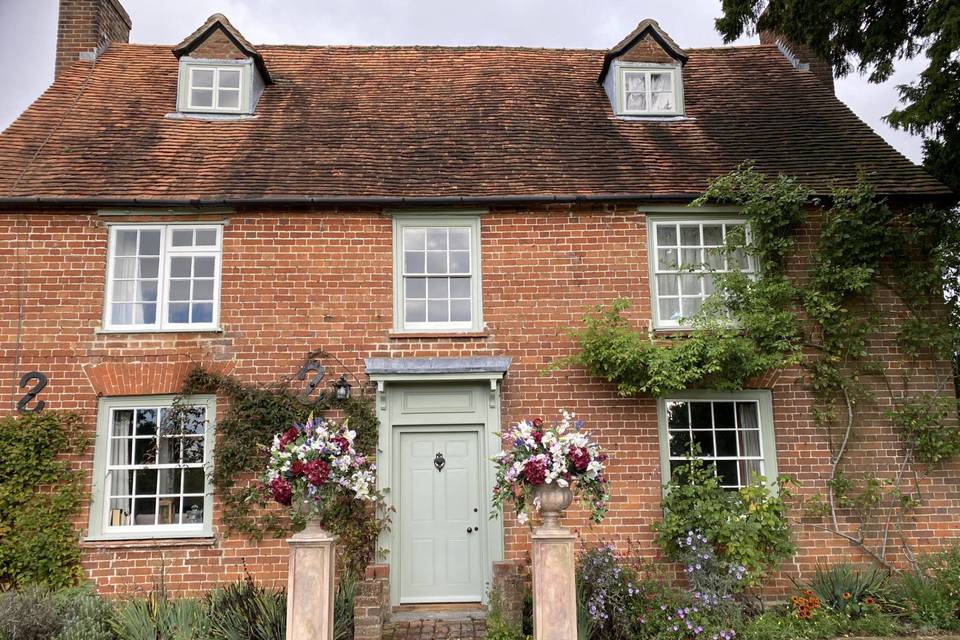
[467,527,473,533]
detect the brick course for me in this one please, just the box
[0,203,957,598]
[55,0,131,77]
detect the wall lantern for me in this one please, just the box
[333,375,352,401]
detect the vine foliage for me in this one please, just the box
[0,412,87,589]
[563,163,960,568]
[177,354,384,573]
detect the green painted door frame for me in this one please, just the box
[371,379,505,606]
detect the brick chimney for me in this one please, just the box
[759,27,834,93]
[55,0,131,77]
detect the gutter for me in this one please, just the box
[0,193,703,207]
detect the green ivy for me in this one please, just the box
[563,163,960,568]
[177,358,384,573]
[0,412,87,589]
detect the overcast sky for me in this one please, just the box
[0,0,928,164]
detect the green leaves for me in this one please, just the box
[0,412,87,590]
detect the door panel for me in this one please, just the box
[398,430,483,603]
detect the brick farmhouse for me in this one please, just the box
[0,0,957,603]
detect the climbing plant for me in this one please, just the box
[561,163,960,568]
[177,353,386,573]
[0,411,87,589]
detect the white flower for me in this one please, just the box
[517,511,529,525]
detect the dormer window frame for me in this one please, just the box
[615,61,685,117]
[177,57,254,116]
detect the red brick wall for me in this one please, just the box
[0,203,956,597]
[190,29,248,61]
[55,0,131,78]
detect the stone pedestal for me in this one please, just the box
[531,525,577,640]
[286,523,337,640]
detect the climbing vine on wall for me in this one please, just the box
[0,412,87,589]
[562,163,960,568]
[177,354,385,573]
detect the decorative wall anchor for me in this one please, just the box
[16,371,48,413]
[434,452,446,472]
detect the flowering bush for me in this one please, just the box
[491,411,610,524]
[263,415,379,523]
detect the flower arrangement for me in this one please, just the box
[263,415,378,523]
[491,410,610,524]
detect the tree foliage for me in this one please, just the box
[715,0,960,194]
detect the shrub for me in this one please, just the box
[0,587,63,640]
[895,563,960,631]
[207,577,286,640]
[333,572,356,640]
[576,545,638,640]
[803,563,889,616]
[653,459,794,588]
[111,594,209,640]
[54,586,117,640]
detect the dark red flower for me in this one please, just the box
[269,477,293,505]
[290,461,305,477]
[331,434,350,453]
[278,426,300,448]
[304,459,330,486]
[531,417,543,428]
[522,459,547,485]
[531,429,544,444]
[569,446,591,473]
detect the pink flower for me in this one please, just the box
[331,434,350,453]
[304,459,330,486]
[269,477,293,505]
[569,446,591,473]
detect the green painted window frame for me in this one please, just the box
[656,389,779,490]
[646,212,753,329]
[86,394,216,541]
[392,214,484,333]
[616,62,685,116]
[176,57,254,115]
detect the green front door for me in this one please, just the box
[397,429,484,603]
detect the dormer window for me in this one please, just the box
[618,65,682,115]
[185,64,244,113]
[599,19,688,118]
[172,13,271,117]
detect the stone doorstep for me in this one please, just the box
[389,603,488,623]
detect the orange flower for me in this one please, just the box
[842,592,852,601]
[803,589,814,597]
[810,597,821,608]
[864,597,876,606]
[791,596,803,607]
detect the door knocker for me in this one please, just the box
[434,452,446,472]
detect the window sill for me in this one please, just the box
[95,327,224,335]
[82,536,216,549]
[388,330,490,339]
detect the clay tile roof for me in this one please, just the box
[0,42,949,203]
[172,13,271,83]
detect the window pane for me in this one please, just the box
[715,460,739,487]
[403,228,425,250]
[692,430,714,456]
[114,257,136,278]
[449,251,470,274]
[218,69,241,89]
[656,224,677,246]
[182,438,204,464]
[116,230,138,256]
[427,300,448,322]
[405,277,426,299]
[183,468,205,494]
[191,303,213,323]
[169,280,190,301]
[449,229,470,250]
[136,409,157,436]
[668,430,691,457]
[680,225,700,246]
[713,402,735,429]
[426,228,447,250]
[111,303,134,324]
[109,498,132,526]
[666,401,689,429]
[404,299,426,323]
[625,93,647,111]
[134,469,157,495]
[195,229,217,246]
[657,248,678,270]
[158,497,181,525]
[183,497,204,523]
[139,231,161,255]
[170,256,191,277]
[193,279,214,301]
[427,278,448,299]
[113,281,135,302]
[133,498,157,526]
[739,430,761,457]
[450,299,471,322]
[138,280,158,302]
[192,68,214,88]
[704,249,724,270]
[404,251,425,273]
[191,88,213,107]
[739,459,763,483]
[651,92,674,111]
[169,303,190,324]
[110,439,133,468]
[657,274,678,296]
[703,225,723,246]
[703,274,716,295]
[171,229,193,247]
[689,402,712,428]
[715,430,737,456]
[218,89,240,109]
[194,256,215,277]
[450,277,471,298]
[680,248,700,267]
[651,72,672,91]
[680,274,701,296]
[624,72,646,92]
[112,409,134,437]
[658,297,679,322]
[681,297,702,318]
[139,257,159,278]
[139,303,157,325]
[158,437,179,465]
[426,251,447,274]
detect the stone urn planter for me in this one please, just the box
[531,482,573,531]
[292,498,330,537]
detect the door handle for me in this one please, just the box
[467,527,473,533]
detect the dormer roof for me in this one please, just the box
[598,19,688,83]
[172,13,272,83]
